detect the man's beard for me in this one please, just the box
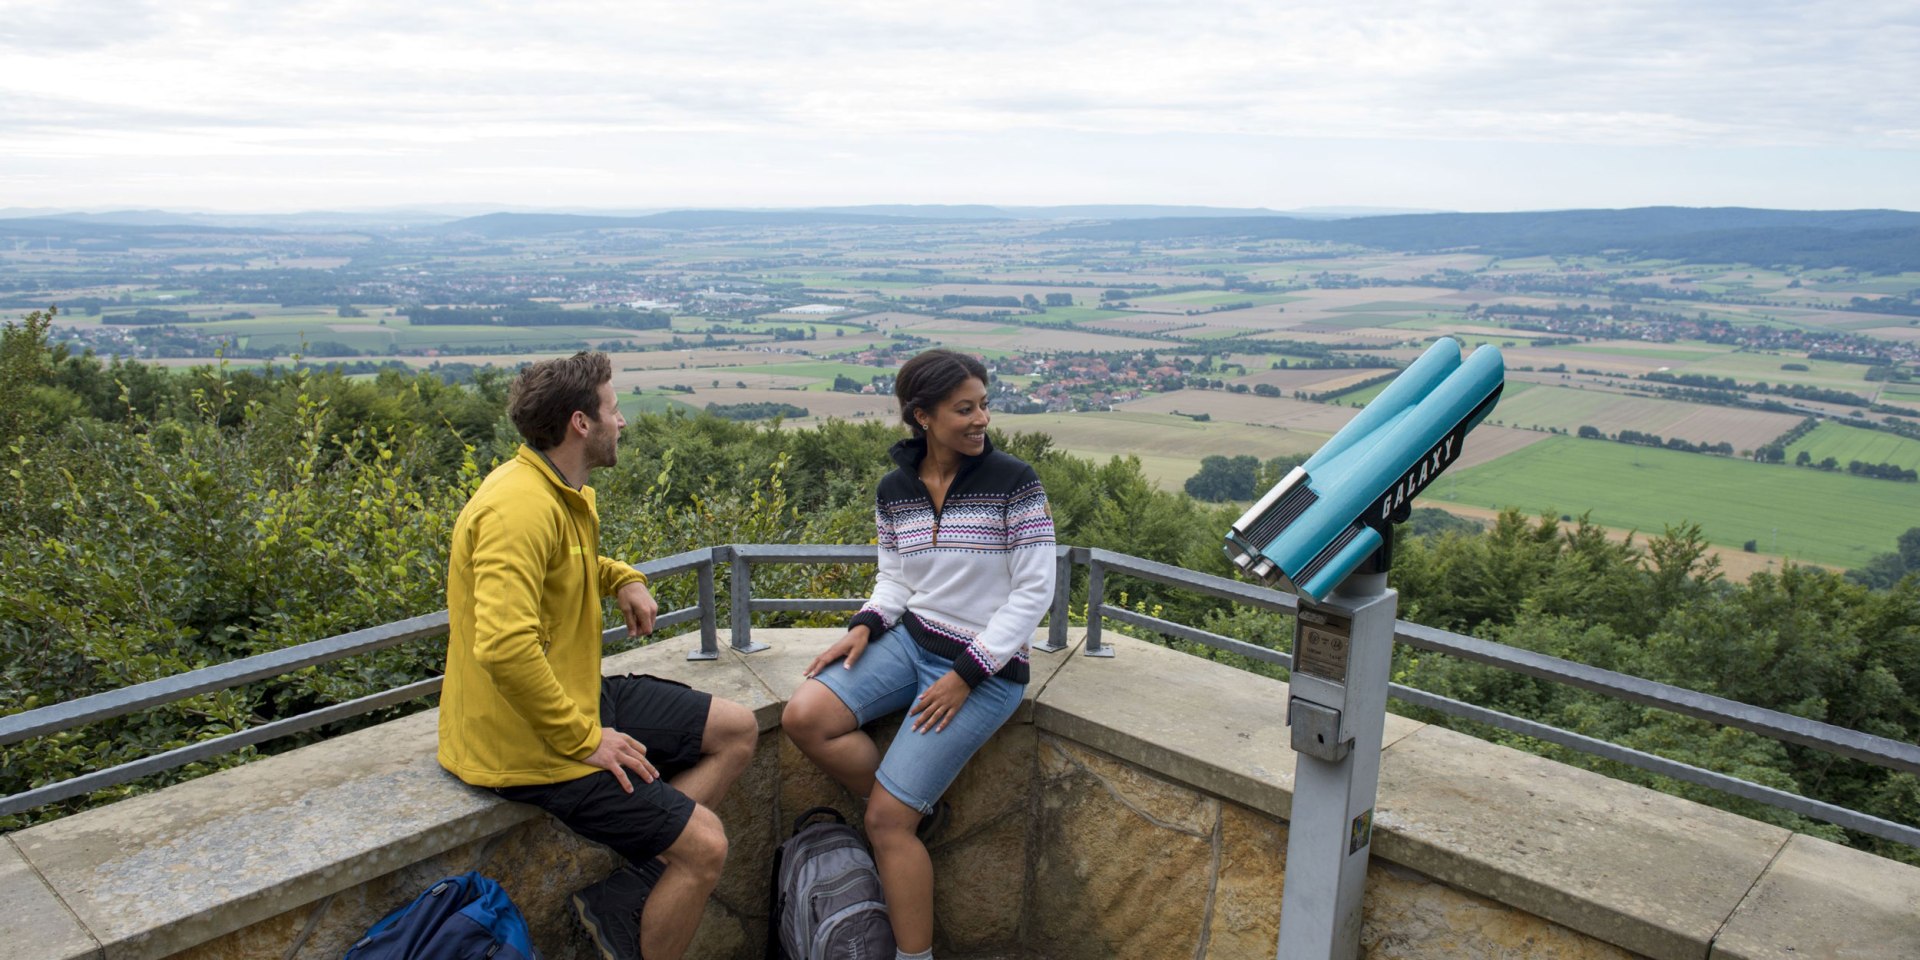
[588,427,619,470]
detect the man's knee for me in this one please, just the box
[663,804,728,879]
[708,697,757,755]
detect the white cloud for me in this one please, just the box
[1,0,1915,209]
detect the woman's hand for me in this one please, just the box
[803,625,872,679]
[909,670,971,733]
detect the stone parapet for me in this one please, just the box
[2,627,1914,959]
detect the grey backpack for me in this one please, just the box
[768,807,895,960]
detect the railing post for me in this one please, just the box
[1083,555,1113,657]
[729,546,770,654]
[1037,544,1072,653]
[689,551,720,660]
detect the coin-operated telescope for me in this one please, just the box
[1225,337,1506,601]
[1222,337,1503,960]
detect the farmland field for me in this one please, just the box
[1423,435,1914,568]
[1785,422,1920,471]
[1488,385,1800,451]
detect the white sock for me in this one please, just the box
[896,950,933,960]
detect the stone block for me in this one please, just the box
[474,816,620,960]
[1712,832,1920,960]
[0,841,98,960]
[171,837,492,960]
[708,732,781,918]
[1204,802,1286,960]
[1030,735,1217,960]
[932,814,1028,955]
[1361,860,1640,960]
[1373,724,1787,960]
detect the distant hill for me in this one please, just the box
[0,217,258,239]
[1043,207,1920,272]
[811,204,1295,220]
[438,209,946,238]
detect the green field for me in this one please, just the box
[1035,306,1128,325]
[1424,435,1915,568]
[620,393,700,416]
[1785,422,1920,471]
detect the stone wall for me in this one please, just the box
[4,628,1916,960]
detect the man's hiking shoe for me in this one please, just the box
[572,860,664,960]
[916,798,952,845]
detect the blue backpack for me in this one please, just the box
[345,872,539,960]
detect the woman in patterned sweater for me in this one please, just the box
[784,349,1056,960]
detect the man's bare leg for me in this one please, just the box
[668,697,757,808]
[782,679,879,796]
[641,804,728,960]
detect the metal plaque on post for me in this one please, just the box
[1295,607,1352,683]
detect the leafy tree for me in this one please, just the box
[1184,454,1260,501]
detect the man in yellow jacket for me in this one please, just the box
[440,351,757,960]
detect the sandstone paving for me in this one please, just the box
[1711,832,1920,960]
[1031,631,1424,822]
[0,840,97,960]
[1371,723,1789,960]
[11,709,535,960]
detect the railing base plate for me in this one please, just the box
[1083,646,1116,658]
[732,642,772,655]
[685,650,720,662]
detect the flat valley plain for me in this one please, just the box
[7,213,1919,573]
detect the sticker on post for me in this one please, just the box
[1349,808,1373,855]
[1295,607,1352,682]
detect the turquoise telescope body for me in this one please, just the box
[1223,338,1505,601]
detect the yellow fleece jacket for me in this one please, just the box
[437,446,648,787]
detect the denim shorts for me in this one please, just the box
[813,622,1025,814]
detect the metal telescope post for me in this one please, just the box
[1274,557,1395,959]
[1219,338,1505,960]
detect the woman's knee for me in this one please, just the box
[863,787,921,840]
[782,682,853,745]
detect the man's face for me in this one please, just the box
[583,382,624,470]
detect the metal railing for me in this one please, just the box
[4,544,1918,850]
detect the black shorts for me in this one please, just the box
[493,674,713,865]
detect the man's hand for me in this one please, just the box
[803,625,871,679]
[616,580,657,638]
[584,727,658,793]
[908,670,971,733]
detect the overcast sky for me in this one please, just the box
[3,0,1916,213]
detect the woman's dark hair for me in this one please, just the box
[895,349,989,437]
[508,351,612,450]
